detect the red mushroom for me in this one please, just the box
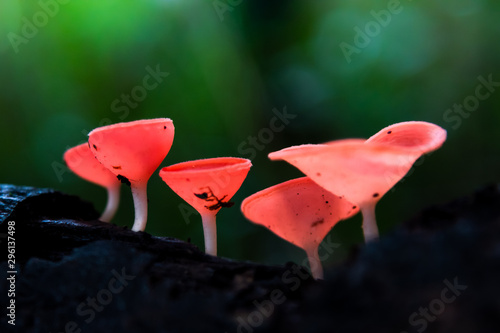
[268,121,446,242]
[159,157,251,256]
[241,177,359,279]
[88,118,175,232]
[63,143,121,222]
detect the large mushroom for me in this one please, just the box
[88,118,175,232]
[159,157,251,256]
[268,121,446,242]
[241,177,359,279]
[64,143,121,222]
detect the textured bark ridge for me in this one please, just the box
[1,183,500,332]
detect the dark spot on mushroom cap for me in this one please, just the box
[164,126,167,129]
[93,144,98,150]
[311,219,324,227]
[373,193,379,198]
[117,175,131,187]
[112,166,122,170]
[387,131,392,134]
[352,206,357,209]
[325,201,329,204]
[194,192,209,200]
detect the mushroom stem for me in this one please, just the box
[201,214,217,256]
[361,202,379,242]
[100,183,121,222]
[305,246,323,280]
[131,181,149,232]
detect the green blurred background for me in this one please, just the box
[1,0,499,268]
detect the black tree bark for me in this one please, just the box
[1,183,499,333]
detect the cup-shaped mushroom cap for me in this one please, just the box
[269,133,445,206]
[159,157,252,215]
[241,177,359,251]
[366,121,447,153]
[63,143,119,188]
[88,118,174,183]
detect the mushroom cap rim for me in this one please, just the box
[241,176,358,214]
[160,157,252,175]
[88,118,173,136]
[268,133,445,161]
[268,138,409,160]
[365,121,447,153]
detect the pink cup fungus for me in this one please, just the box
[241,177,359,280]
[88,118,175,232]
[63,143,121,222]
[268,121,446,242]
[159,157,252,256]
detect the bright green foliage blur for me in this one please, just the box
[1,0,499,267]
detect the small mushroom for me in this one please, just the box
[63,143,121,222]
[88,118,175,232]
[159,157,251,256]
[269,121,446,242]
[241,177,359,279]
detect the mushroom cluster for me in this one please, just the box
[267,121,447,242]
[64,119,446,274]
[242,121,446,279]
[64,118,251,257]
